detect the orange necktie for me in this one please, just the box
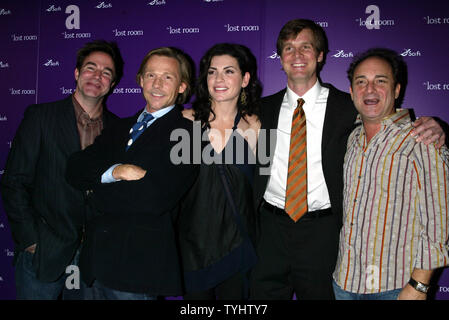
[285,98,308,222]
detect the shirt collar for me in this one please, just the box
[355,109,411,148]
[138,104,175,122]
[354,108,411,127]
[286,80,321,110]
[72,94,103,123]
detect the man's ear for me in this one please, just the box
[394,83,401,99]
[178,81,187,94]
[139,76,145,89]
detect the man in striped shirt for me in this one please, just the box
[333,48,449,300]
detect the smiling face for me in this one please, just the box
[207,54,249,106]
[280,28,323,91]
[74,51,115,102]
[139,55,187,113]
[350,56,400,124]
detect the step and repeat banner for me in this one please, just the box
[1,0,448,300]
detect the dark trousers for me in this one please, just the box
[184,271,247,300]
[249,202,340,300]
[15,249,93,300]
[91,280,157,300]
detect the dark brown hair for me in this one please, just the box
[276,19,329,71]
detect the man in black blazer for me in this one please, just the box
[0,40,124,299]
[250,19,445,300]
[66,47,199,299]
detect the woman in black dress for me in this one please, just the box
[179,43,262,300]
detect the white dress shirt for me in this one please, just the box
[263,80,331,211]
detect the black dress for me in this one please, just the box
[177,112,258,298]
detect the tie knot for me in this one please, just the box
[297,98,305,109]
[141,112,154,123]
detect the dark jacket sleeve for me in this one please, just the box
[66,116,199,216]
[91,129,199,216]
[0,105,41,250]
[65,123,121,191]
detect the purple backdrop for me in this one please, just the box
[1,0,448,300]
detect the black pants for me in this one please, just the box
[184,271,247,300]
[249,202,340,300]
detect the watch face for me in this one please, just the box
[416,283,429,293]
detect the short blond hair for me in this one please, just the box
[136,47,193,104]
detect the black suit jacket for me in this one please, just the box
[66,105,199,295]
[0,96,118,282]
[253,84,357,225]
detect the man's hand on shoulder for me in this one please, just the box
[411,116,445,148]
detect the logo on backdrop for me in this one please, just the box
[0,8,12,15]
[113,29,144,37]
[46,5,62,12]
[11,34,38,41]
[423,81,449,91]
[0,115,7,121]
[224,24,260,32]
[96,2,112,9]
[112,87,142,94]
[400,49,421,57]
[9,88,36,95]
[268,51,280,60]
[4,248,14,257]
[440,286,449,293]
[60,87,75,95]
[423,16,449,24]
[356,5,394,29]
[315,21,328,28]
[0,61,9,68]
[43,59,60,67]
[331,50,354,58]
[148,0,166,5]
[167,26,200,35]
[203,0,224,3]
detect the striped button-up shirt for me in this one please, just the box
[333,109,449,294]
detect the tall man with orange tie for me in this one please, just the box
[250,19,446,300]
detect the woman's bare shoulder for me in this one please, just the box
[243,113,261,130]
[182,108,195,121]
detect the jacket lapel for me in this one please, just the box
[124,107,180,153]
[57,96,81,155]
[256,89,286,199]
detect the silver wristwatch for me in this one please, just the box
[408,278,430,293]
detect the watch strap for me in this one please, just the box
[408,278,430,293]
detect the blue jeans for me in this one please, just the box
[15,249,93,300]
[332,279,401,300]
[91,280,157,300]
